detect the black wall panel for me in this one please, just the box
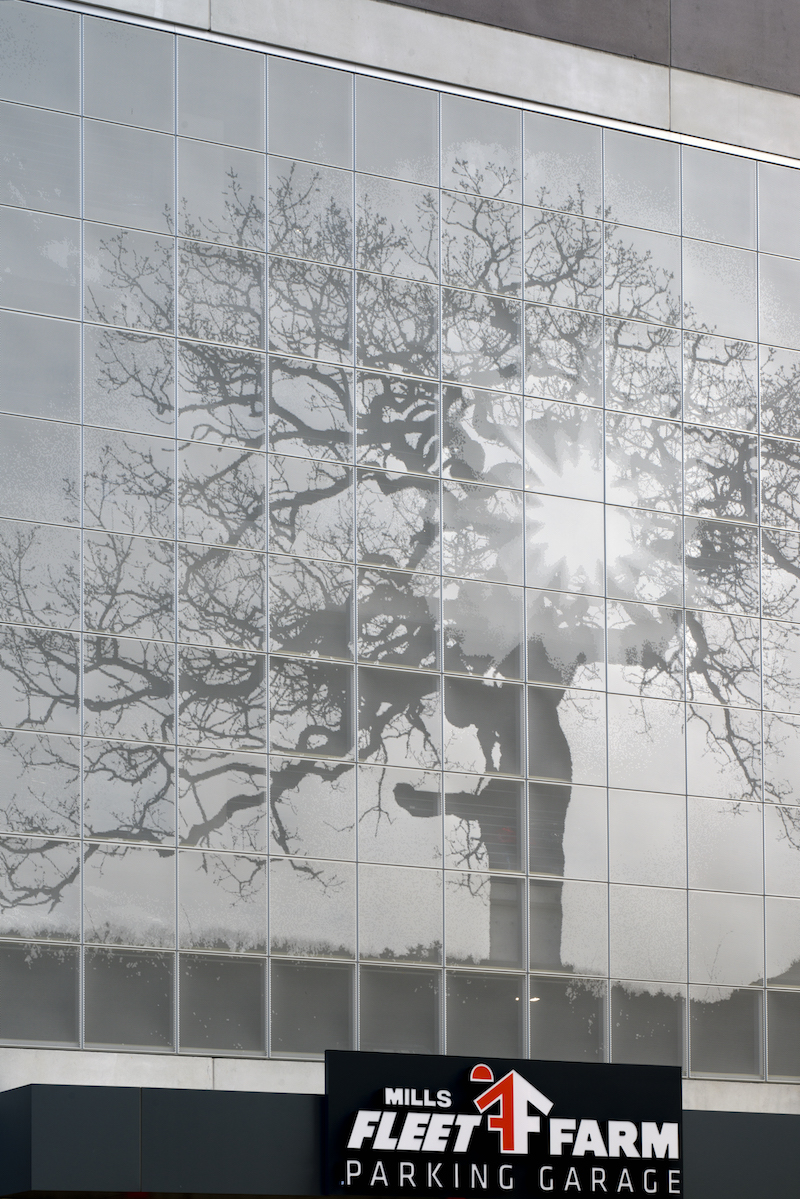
[684,1110,800,1199]
[30,1085,140,1192]
[141,1089,323,1195]
[0,1085,798,1198]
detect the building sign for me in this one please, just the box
[325,1051,682,1197]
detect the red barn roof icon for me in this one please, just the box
[471,1064,554,1155]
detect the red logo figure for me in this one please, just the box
[471,1064,553,1156]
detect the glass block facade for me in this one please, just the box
[2,0,800,1078]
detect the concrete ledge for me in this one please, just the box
[670,68,800,161]
[0,1046,213,1090]
[2,1047,800,1112]
[682,1078,800,1115]
[213,1056,325,1094]
[0,1047,326,1094]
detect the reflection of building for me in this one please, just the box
[2,0,800,1145]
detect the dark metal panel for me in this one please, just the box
[0,1087,31,1196]
[684,1110,800,1199]
[671,0,800,95]
[30,1085,141,1192]
[2,1082,800,1198]
[380,0,670,65]
[140,1088,323,1195]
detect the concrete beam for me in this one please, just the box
[1,1046,800,1113]
[682,1078,800,1116]
[0,1046,326,1095]
[670,68,800,161]
[0,1046,213,1090]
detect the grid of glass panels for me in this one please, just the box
[3,0,800,1077]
